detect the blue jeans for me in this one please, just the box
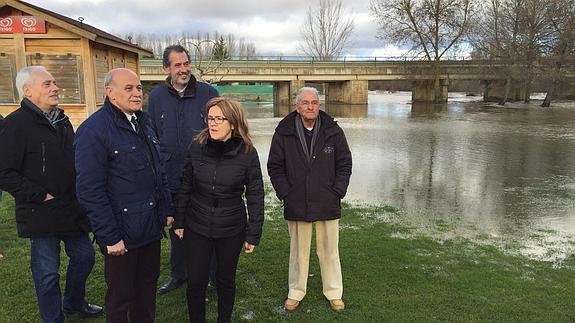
[30,234,95,323]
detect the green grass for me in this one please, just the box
[1,192,575,322]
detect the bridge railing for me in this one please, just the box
[141,55,473,64]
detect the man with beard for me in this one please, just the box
[147,44,219,294]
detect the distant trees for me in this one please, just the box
[125,31,257,60]
[540,0,575,106]
[370,0,476,102]
[469,0,575,105]
[299,0,355,60]
[370,0,575,105]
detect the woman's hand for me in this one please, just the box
[244,242,255,253]
[174,229,184,240]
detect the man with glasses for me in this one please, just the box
[147,44,218,294]
[268,86,352,313]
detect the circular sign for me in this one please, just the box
[0,17,13,28]
[21,17,37,28]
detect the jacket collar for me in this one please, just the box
[165,74,198,98]
[203,136,244,157]
[20,98,67,127]
[102,97,147,131]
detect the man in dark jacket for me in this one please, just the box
[0,66,102,323]
[75,68,171,323]
[148,44,218,294]
[0,114,3,201]
[267,87,352,313]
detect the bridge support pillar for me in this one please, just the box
[273,82,290,105]
[325,80,368,104]
[273,80,306,116]
[291,79,306,101]
[483,80,526,102]
[412,80,448,103]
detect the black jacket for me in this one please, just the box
[173,137,264,245]
[0,99,90,237]
[267,110,352,222]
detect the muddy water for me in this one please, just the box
[246,92,575,260]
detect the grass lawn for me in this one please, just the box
[1,193,574,322]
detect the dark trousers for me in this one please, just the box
[102,240,160,323]
[169,229,187,280]
[185,231,244,323]
[170,193,216,283]
[30,234,95,323]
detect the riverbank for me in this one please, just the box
[1,193,574,322]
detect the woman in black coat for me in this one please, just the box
[173,97,264,323]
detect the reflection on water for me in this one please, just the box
[324,103,368,118]
[245,92,575,259]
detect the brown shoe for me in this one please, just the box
[329,299,345,312]
[284,298,300,311]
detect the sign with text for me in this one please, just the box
[0,16,47,34]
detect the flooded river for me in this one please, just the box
[245,91,575,261]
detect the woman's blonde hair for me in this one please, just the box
[195,97,253,153]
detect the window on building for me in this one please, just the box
[0,54,18,104]
[27,54,84,104]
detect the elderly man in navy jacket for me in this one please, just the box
[148,44,218,294]
[75,68,171,323]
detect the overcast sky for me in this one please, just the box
[24,0,406,57]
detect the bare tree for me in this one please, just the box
[370,0,476,102]
[470,0,555,104]
[299,0,355,60]
[518,0,554,102]
[470,0,525,104]
[541,0,575,106]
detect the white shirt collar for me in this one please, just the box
[124,112,136,131]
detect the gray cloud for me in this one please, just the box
[26,0,391,56]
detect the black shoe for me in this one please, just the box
[158,277,185,295]
[63,302,104,318]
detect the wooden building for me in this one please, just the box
[0,0,152,127]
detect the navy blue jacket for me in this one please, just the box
[147,76,218,193]
[74,98,171,249]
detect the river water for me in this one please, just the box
[244,91,575,261]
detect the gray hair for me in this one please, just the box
[104,70,114,87]
[104,68,137,88]
[295,86,319,104]
[15,66,48,99]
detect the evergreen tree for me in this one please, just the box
[212,36,230,60]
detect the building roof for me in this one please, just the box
[1,0,153,56]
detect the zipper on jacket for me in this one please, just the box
[41,142,46,174]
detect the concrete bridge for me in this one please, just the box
[139,58,575,106]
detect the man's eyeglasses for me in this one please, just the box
[207,116,228,124]
[299,100,319,107]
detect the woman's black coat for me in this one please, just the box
[173,137,264,245]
